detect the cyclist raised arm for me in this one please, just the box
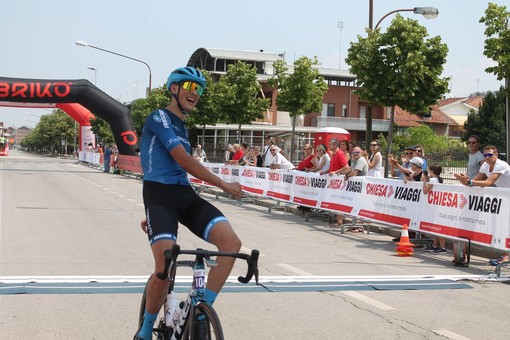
[134,66,243,340]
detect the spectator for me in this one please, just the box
[337,146,369,230]
[103,144,112,173]
[415,144,428,173]
[307,144,330,174]
[404,157,424,182]
[389,146,416,179]
[327,138,350,176]
[345,147,368,179]
[293,144,316,171]
[252,146,264,167]
[111,144,119,171]
[193,144,207,162]
[263,136,282,167]
[267,146,294,169]
[225,144,234,161]
[340,140,351,166]
[365,140,383,178]
[237,143,249,165]
[227,144,244,165]
[244,146,256,166]
[348,141,355,155]
[466,135,484,179]
[422,165,446,254]
[455,145,510,188]
[454,145,510,266]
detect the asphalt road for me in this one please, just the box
[0,151,509,339]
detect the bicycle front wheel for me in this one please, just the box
[183,303,224,340]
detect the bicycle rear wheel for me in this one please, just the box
[183,303,224,340]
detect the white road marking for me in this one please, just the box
[434,330,471,340]
[342,291,395,310]
[276,263,313,276]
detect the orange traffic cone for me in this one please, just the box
[395,224,414,257]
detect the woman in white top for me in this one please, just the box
[365,140,383,178]
[307,144,330,175]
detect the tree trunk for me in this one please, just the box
[290,115,297,163]
[383,105,395,178]
[365,103,372,148]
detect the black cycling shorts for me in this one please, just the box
[143,181,227,245]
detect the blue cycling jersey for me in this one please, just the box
[140,108,191,185]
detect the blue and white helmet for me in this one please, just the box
[166,66,206,90]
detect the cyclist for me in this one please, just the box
[134,66,243,340]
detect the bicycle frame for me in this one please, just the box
[148,244,259,340]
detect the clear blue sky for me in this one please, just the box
[0,0,505,128]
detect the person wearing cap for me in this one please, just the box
[389,146,416,180]
[404,157,424,182]
[136,67,243,340]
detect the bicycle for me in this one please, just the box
[138,244,260,340]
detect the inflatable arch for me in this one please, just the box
[0,77,138,155]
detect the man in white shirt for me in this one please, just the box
[263,136,282,167]
[267,146,294,169]
[455,145,510,188]
[345,147,368,179]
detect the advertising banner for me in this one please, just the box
[192,163,510,251]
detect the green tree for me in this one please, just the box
[346,14,449,176]
[464,87,506,149]
[211,61,270,142]
[269,56,328,162]
[89,116,113,144]
[480,3,510,155]
[480,3,510,84]
[21,109,75,154]
[391,125,448,153]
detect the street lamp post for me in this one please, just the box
[338,21,344,69]
[75,40,152,96]
[87,67,97,85]
[366,1,439,147]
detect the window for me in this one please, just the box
[360,105,366,119]
[327,103,335,117]
[342,104,347,117]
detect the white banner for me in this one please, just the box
[79,151,101,164]
[193,163,510,251]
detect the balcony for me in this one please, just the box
[316,116,390,133]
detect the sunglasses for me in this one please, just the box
[352,151,360,154]
[405,152,414,155]
[270,149,276,152]
[467,141,478,145]
[483,153,494,158]
[370,144,378,146]
[181,81,204,95]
